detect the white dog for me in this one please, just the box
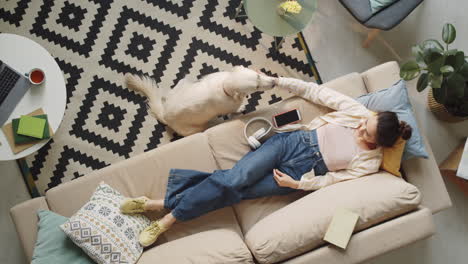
[125,66,277,136]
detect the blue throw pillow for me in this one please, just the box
[32,210,94,264]
[356,79,428,160]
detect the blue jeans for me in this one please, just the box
[164,130,328,221]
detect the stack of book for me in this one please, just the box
[1,108,54,154]
[12,115,50,144]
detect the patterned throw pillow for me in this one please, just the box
[60,182,150,264]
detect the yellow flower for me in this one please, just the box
[279,1,302,14]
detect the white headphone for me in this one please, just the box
[243,117,274,150]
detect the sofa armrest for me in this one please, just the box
[283,207,434,264]
[402,135,452,213]
[360,61,400,93]
[323,72,368,98]
[10,197,50,262]
[361,61,452,213]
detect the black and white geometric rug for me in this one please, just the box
[1,0,320,196]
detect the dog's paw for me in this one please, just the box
[236,105,246,114]
[232,105,245,115]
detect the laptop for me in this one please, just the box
[0,60,31,126]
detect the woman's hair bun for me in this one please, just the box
[399,121,412,140]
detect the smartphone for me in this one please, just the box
[272,109,302,128]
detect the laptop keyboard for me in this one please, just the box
[0,65,21,106]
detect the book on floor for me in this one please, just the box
[12,114,50,144]
[323,208,360,249]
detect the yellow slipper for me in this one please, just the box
[139,220,168,247]
[120,196,149,214]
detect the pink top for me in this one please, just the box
[316,123,362,171]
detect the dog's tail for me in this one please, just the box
[125,74,167,124]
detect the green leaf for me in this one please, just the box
[442,23,456,44]
[421,39,445,51]
[454,51,465,69]
[459,63,468,79]
[447,73,465,98]
[445,49,458,56]
[400,61,421,80]
[423,49,444,65]
[433,83,447,104]
[445,51,465,71]
[417,73,429,92]
[412,45,424,63]
[430,74,443,88]
[440,65,454,75]
[425,51,445,75]
[461,102,468,115]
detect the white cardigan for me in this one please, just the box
[277,77,383,191]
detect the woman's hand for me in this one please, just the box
[254,69,279,87]
[273,169,299,189]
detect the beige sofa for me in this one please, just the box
[11,61,452,264]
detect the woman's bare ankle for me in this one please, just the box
[159,212,176,229]
[144,199,164,211]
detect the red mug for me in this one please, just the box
[28,68,45,85]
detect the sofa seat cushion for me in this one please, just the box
[46,133,218,217]
[45,133,253,262]
[138,207,254,264]
[205,73,369,235]
[243,172,421,264]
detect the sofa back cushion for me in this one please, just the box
[206,72,368,170]
[46,133,218,217]
[243,172,421,264]
[361,61,400,93]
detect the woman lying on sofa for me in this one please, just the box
[120,76,413,247]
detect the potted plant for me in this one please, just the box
[400,23,468,122]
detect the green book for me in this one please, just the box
[12,115,50,144]
[17,115,46,139]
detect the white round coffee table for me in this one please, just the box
[0,33,66,161]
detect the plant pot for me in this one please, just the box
[428,89,468,122]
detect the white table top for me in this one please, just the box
[0,33,67,161]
